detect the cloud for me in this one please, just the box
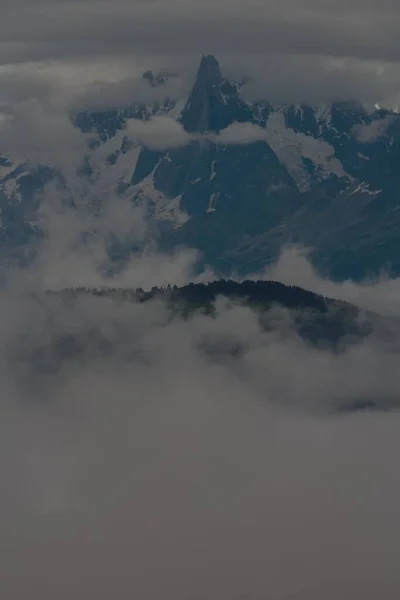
[3,112,270,173]
[238,54,400,106]
[2,262,400,599]
[1,212,400,599]
[0,107,271,176]
[74,72,190,111]
[353,114,398,142]
[0,1,398,106]
[19,181,213,291]
[213,121,269,144]
[126,115,191,150]
[1,0,399,65]
[263,244,400,317]
[0,6,400,595]
[125,117,271,150]
[0,69,54,106]
[0,98,89,176]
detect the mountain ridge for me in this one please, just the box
[45,277,374,349]
[1,54,400,280]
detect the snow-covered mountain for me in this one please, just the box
[1,54,400,279]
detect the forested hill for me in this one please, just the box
[59,279,370,345]
[63,279,333,311]
[62,279,346,313]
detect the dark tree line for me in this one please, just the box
[45,278,369,348]
[164,279,328,311]
[61,279,330,312]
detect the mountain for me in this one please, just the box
[74,69,174,143]
[232,103,400,279]
[129,56,400,279]
[132,55,300,246]
[1,55,400,280]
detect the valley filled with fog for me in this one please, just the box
[1,1,400,598]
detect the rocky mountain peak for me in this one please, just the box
[179,54,250,133]
[197,54,223,82]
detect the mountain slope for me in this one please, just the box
[1,55,400,280]
[51,278,374,349]
[131,55,300,228]
[128,56,400,279]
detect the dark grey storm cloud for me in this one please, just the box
[0,6,400,595]
[1,0,400,63]
[0,0,399,106]
[74,73,190,110]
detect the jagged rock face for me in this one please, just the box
[1,53,400,280]
[74,69,175,143]
[0,164,51,264]
[179,55,254,133]
[154,142,298,224]
[283,103,400,195]
[129,54,400,278]
[132,55,301,230]
[74,98,175,144]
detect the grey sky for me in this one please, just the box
[2,1,400,63]
[1,5,400,597]
[0,0,398,176]
[0,0,399,106]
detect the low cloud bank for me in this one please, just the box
[264,244,400,317]
[1,236,400,599]
[126,116,271,150]
[353,114,398,143]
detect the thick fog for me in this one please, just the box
[0,0,400,122]
[1,228,400,599]
[0,2,399,597]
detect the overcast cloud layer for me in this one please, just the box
[2,240,400,599]
[2,0,400,64]
[1,183,400,598]
[1,3,400,598]
[0,0,399,108]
